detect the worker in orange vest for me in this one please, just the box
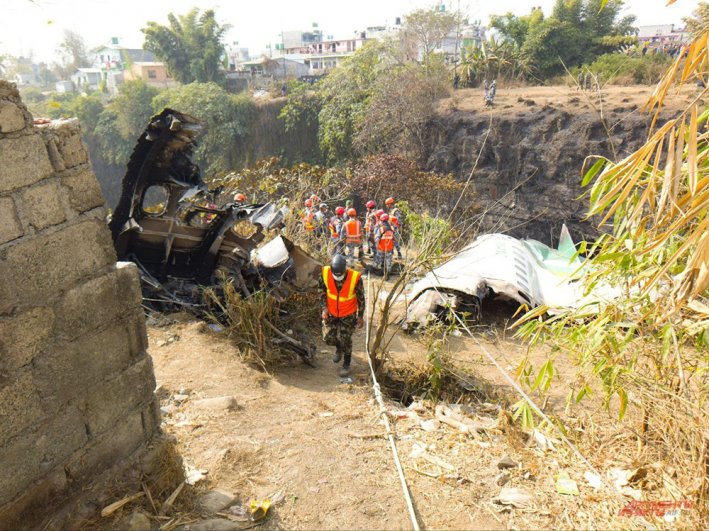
[320,254,365,377]
[385,197,404,259]
[374,213,397,275]
[233,192,246,206]
[364,200,377,255]
[302,198,316,232]
[328,206,345,255]
[342,208,365,267]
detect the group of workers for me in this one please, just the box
[301,195,403,271]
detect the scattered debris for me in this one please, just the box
[530,429,557,451]
[419,419,440,432]
[185,463,208,485]
[495,473,511,486]
[584,471,603,490]
[249,499,272,521]
[191,396,240,413]
[100,492,144,517]
[555,472,579,495]
[497,455,519,470]
[207,324,224,333]
[492,487,533,509]
[434,404,492,435]
[319,411,334,418]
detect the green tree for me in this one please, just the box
[401,7,458,71]
[112,80,159,141]
[142,8,230,84]
[58,30,90,70]
[490,8,544,48]
[683,1,709,37]
[152,82,256,174]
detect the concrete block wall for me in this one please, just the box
[0,81,161,527]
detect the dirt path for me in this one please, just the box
[149,316,512,530]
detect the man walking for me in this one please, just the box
[374,213,396,276]
[342,208,365,267]
[321,255,365,377]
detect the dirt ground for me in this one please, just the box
[134,279,702,530]
[438,84,699,118]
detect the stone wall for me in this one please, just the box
[0,81,162,528]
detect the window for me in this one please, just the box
[147,69,157,79]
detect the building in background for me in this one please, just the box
[70,68,102,91]
[123,62,176,88]
[637,25,690,45]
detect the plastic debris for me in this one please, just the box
[584,471,603,490]
[531,429,557,451]
[207,323,224,333]
[185,463,208,485]
[319,411,334,417]
[492,487,533,508]
[249,499,272,521]
[419,419,440,432]
[556,472,580,495]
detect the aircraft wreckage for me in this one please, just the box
[404,226,615,327]
[108,109,320,361]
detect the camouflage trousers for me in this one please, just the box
[344,242,364,266]
[322,314,358,367]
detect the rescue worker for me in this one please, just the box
[233,192,246,205]
[320,254,365,377]
[302,199,316,233]
[342,208,364,267]
[385,197,404,259]
[314,203,329,238]
[374,213,396,275]
[329,206,345,255]
[364,200,377,255]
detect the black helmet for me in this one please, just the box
[331,254,347,277]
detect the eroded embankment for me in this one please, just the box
[425,85,693,243]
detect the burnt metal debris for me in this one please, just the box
[108,109,320,363]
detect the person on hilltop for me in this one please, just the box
[320,254,365,377]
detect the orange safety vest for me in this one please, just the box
[323,266,360,318]
[365,212,376,233]
[329,217,341,239]
[378,227,394,252]
[302,210,315,231]
[390,216,399,228]
[344,219,362,244]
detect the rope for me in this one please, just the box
[364,273,420,531]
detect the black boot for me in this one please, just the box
[332,350,342,363]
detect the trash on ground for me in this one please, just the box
[555,472,580,495]
[249,499,272,521]
[584,471,603,489]
[185,463,208,485]
[419,419,440,432]
[492,487,533,509]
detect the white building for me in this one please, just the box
[638,25,689,45]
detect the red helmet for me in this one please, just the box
[380,213,389,222]
[310,194,320,203]
[234,193,246,202]
[335,206,345,216]
[304,199,313,207]
[375,209,384,218]
[385,197,395,206]
[366,200,376,209]
[347,208,356,217]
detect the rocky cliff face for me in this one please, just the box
[424,86,687,244]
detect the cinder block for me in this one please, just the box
[0,306,54,372]
[38,119,87,169]
[64,409,146,486]
[20,180,66,231]
[0,220,116,308]
[84,357,156,437]
[0,101,27,133]
[0,405,86,507]
[126,314,149,359]
[0,371,45,447]
[0,134,53,193]
[0,196,23,245]
[33,326,133,410]
[55,264,142,341]
[61,167,105,213]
